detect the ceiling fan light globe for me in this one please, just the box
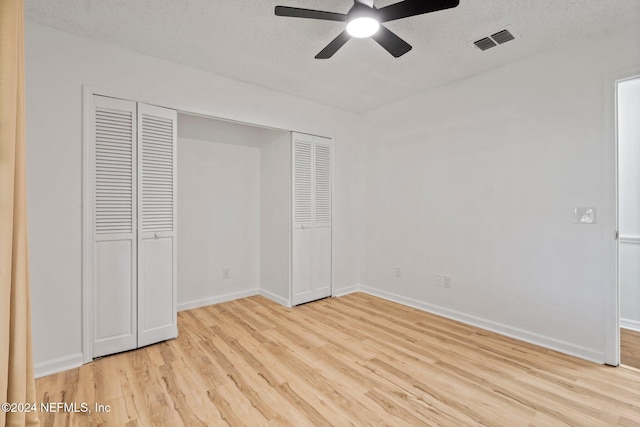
[346,17,380,38]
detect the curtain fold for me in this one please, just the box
[0,0,40,426]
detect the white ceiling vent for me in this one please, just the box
[470,28,517,51]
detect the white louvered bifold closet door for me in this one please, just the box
[313,137,332,298]
[137,103,178,347]
[291,132,332,305]
[292,133,314,305]
[92,96,138,358]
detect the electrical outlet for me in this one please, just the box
[395,267,402,278]
[443,275,452,289]
[222,268,230,279]
[435,274,451,288]
[574,207,596,224]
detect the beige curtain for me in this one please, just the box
[0,0,40,426]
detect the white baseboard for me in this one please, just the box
[259,289,291,307]
[333,284,363,297]
[40,285,604,379]
[178,288,259,312]
[358,286,604,364]
[621,318,640,332]
[35,353,84,379]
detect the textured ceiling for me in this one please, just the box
[25,0,640,113]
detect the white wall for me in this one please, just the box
[26,15,639,376]
[360,21,640,363]
[177,135,261,310]
[260,132,292,306]
[619,77,640,331]
[25,21,363,376]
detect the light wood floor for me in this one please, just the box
[36,293,640,426]
[622,328,640,370]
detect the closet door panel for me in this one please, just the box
[313,226,332,299]
[92,95,138,358]
[94,239,136,356]
[137,103,178,347]
[139,238,174,346]
[292,228,313,305]
[292,133,314,305]
[313,138,332,299]
[291,133,333,305]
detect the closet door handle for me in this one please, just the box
[154,232,161,239]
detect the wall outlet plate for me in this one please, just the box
[442,276,452,289]
[574,207,596,224]
[434,274,451,288]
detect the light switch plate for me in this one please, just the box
[574,207,596,224]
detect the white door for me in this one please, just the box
[137,104,178,347]
[292,134,314,305]
[292,133,332,305]
[618,75,640,365]
[89,97,178,358]
[91,96,138,358]
[313,137,332,299]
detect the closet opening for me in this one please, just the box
[176,112,292,310]
[83,88,334,362]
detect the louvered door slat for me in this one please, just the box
[95,106,135,235]
[140,114,174,233]
[315,142,332,224]
[293,137,313,225]
[95,140,133,147]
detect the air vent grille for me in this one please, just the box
[491,29,515,45]
[474,37,497,51]
[472,28,516,51]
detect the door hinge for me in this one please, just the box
[615,230,619,240]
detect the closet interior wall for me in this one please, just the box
[176,113,291,309]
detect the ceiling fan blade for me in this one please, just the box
[372,25,412,58]
[275,6,347,22]
[315,31,351,59]
[377,0,460,23]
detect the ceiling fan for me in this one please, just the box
[274,0,460,59]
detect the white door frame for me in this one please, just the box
[604,68,640,366]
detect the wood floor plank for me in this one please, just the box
[622,328,640,369]
[35,293,640,426]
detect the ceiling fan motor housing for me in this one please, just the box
[348,2,378,21]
